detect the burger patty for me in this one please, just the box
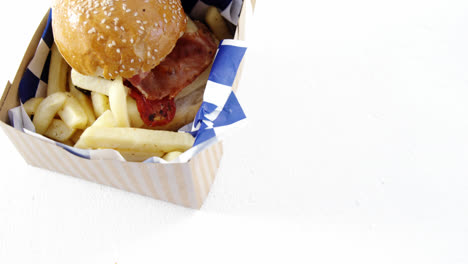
[127,21,217,101]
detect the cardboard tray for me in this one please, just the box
[0,0,254,209]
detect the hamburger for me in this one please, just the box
[52,0,218,131]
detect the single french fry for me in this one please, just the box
[71,69,112,95]
[33,92,67,134]
[205,6,232,40]
[91,91,110,118]
[118,149,165,162]
[44,119,76,142]
[90,110,116,128]
[162,151,182,161]
[23,97,44,116]
[126,96,144,128]
[74,127,194,154]
[58,93,88,129]
[108,77,130,127]
[47,44,69,95]
[69,73,96,126]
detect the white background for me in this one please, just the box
[1,0,468,263]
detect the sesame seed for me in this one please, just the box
[130,68,135,71]
[101,19,106,23]
[120,69,124,73]
[88,27,96,34]
[122,39,127,43]
[130,38,134,44]
[164,18,168,23]
[114,26,119,31]
[120,26,125,31]
[138,30,144,35]
[143,21,148,24]
[122,65,126,69]
[152,56,155,60]
[147,51,151,57]
[134,12,138,16]
[106,25,110,29]
[93,10,98,14]
[130,59,134,63]
[116,48,120,53]
[136,20,141,24]
[154,49,158,53]
[126,9,131,13]
[140,26,145,30]
[115,71,119,74]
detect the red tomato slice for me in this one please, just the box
[129,88,176,127]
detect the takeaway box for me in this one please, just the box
[0,0,254,209]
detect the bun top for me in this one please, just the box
[52,0,187,79]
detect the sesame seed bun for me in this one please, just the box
[52,0,187,80]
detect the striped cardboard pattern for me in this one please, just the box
[1,120,223,208]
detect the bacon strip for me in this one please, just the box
[127,22,217,101]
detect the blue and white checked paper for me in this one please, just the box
[9,0,247,163]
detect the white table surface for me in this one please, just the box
[1,0,468,263]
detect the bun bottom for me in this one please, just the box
[144,64,212,131]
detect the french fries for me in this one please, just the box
[69,73,96,126]
[74,127,194,154]
[44,119,76,142]
[33,92,67,134]
[108,77,130,127]
[58,93,88,129]
[23,97,44,116]
[47,44,69,95]
[90,110,116,128]
[71,69,112,95]
[91,91,110,118]
[205,6,232,40]
[163,151,182,161]
[127,96,144,128]
[118,149,165,162]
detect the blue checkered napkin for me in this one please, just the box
[19,12,53,104]
[182,0,243,24]
[188,39,247,146]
